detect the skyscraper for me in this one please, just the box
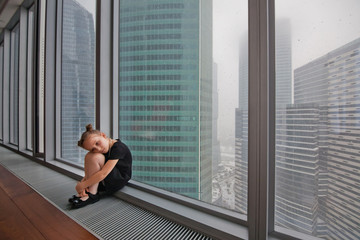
[275,104,325,235]
[293,37,360,239]
[61,0,95,163]
[235,32,249,214]
[118,0,213,202]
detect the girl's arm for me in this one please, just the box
[76,159,119,194]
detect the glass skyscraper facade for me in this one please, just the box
[286,37,360,239]
[118,0,212,201]
[275,103,327,235]
[61,0,96,163]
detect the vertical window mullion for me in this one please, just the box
[112,0,119,139]
[44,0,56,161]
[248,0,270,239]
[96,0,113,136]
[268,0,276,234]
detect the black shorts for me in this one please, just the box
[98,167,129,195]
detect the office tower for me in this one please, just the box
[235,19,292,214]
[118,0,213,202]
[234,32,249,214]
[212,63,221,176]
[293,38,360,239]
[61,0,95,162]
[275,104,325,235]
[275,19,292,106]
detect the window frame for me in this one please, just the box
[0,0,336,239]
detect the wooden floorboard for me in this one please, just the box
[0,187,46,240]
[0,164,98,240]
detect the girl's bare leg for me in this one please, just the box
[82,152,105,198]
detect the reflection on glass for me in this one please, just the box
[275,1,360,239]
[61,0,96,163]
[118,0,247,211]
[10,24,20,145]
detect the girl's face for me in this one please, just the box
[82,133,109,153]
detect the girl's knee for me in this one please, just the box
[85,152,105,166]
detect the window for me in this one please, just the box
[275,0,360,239]
[9,24,20,145]
[36,0,46,155]
[60,0,96,164]
[118,0,249,212]
[26,5,35,150]
[2,0,359,239]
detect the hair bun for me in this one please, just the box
[86,123,93,132]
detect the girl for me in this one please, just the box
[69,124,132,209]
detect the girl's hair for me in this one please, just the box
[78,124,101,147]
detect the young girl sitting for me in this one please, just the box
[69,124,132,209]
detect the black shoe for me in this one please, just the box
[71,191,100,209]
[68,195,81,203]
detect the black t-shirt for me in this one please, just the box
[102,139,132,191]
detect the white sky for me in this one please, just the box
[213,0,360,152]
[75,0,96,16]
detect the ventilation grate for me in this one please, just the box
[0,147,212,240]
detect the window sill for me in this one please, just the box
[115,181,249,240]
[38,158,248,239]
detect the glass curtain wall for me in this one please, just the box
[60,0,96,164]
[275,0,360,239]
[36,0,46,155]
[10,24,20,145]
[118,0,248,211]
[27,5,35,150]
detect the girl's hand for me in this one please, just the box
[75,181,88,197]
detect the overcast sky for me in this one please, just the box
[213,0,360,153]
[73,0,360,155]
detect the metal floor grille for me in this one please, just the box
[0,147,212,240]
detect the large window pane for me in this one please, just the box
[10,24,20,145]
[61,0,96,164]
[118,0,248,212]
[36,0,46,155]
[27,5,35,151]
[275,1,360,239]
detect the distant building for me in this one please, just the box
[61,0,95,163]
[212,63,221,176]
[275,103,326,235]
[293,37,360,239]
[118,0,213,202]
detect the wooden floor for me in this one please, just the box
[0,164,98,240]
